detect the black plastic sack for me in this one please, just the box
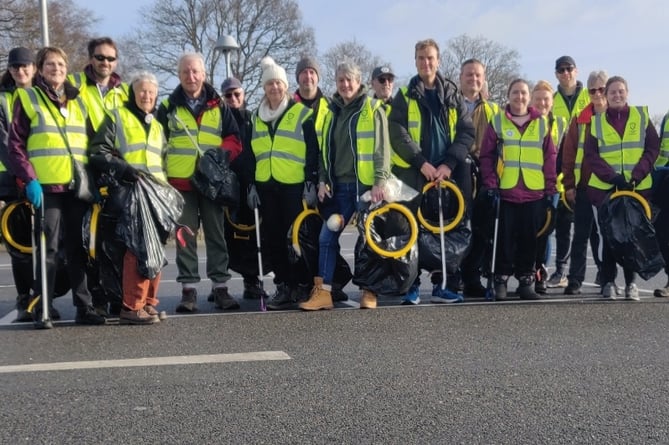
[352,203,418,296]
[225,207,272,277]
[417,186,471,273]
[287,211,352,287]
[116,175,185,279]
[191,149,240,207]
[598,192,664,280]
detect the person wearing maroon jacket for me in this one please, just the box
[157,52,242,313]
[582,75,659,300]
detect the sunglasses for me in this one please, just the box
[556,66,574,74]
[224,91,242,99]
[93,54,117,62]
[588,87,605,95]
[377,77,393,84]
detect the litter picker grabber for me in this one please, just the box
[254,206,266,312]
[28,202,53,329]
[485,192,500,301]
[430,180,464,304]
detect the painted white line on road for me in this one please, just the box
[0,351,291,374]
[0,309,18,325]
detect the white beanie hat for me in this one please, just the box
[260,56,288,88]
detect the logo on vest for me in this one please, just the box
[506,130,514,137]
[285,112,295,123]
[629,122,638,134]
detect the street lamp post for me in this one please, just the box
[215,35,240,79]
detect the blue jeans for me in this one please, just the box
[318,183,359,285]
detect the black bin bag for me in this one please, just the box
[191,148,240,208]
[598,192,664,280]
[352,202,418,296]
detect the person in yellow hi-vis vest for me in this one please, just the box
[388,38,475,304]
[583,76,659,300]
[530,80,567,295]
[479,79,557,301]
[247,57,320,310]
[370,65,395,106]
[561,70,609,296]
[7,47,107,327]
[0,47,36,322]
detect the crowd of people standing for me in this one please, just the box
[1,36,667,329]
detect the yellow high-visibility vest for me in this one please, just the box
[552,88,590,123]
[68,72,129,131]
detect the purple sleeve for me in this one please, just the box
[6,99,37,184]
[479,123,499,189]
[631,121,660,183]
[542,133,557,195]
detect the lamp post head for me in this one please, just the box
[215,35,240,54]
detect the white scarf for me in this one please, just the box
[258,96,289,123]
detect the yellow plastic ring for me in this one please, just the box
[0,200,32,254]
[536,208,553,238]
[416,180,465,234]
[610,190,652,220]
[88,203,101,260]
[291,204,321,257]
[364,202,418,259]
[560,192,573,212]
[224,208,255,232]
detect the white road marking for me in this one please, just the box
[0,351,291,374]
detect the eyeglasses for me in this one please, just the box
[224,91,242,99]
[93,54,117,62]
[377,77,393,84]
[588,87,605,95]
[556,66,574,74]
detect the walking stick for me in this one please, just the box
[431,180,464,303]
[254,206,266,312]
[29,202,53,329]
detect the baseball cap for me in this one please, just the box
[372,66,395,80]
[8,47,34,67]
[220,77,242,93]
[555,55,576,70]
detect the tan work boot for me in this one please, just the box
[360,290,377,309]
[299,277,334,311]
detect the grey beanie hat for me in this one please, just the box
[295,56,320,82]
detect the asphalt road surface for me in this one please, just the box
[1,229,668,444]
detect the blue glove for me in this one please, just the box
[247,184,261,210]
[303,181,318,208]
[26,179,43,208]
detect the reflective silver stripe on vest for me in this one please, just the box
[268,151,304,163]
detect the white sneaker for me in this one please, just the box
[625,283,640,301]
[601,282,619,300]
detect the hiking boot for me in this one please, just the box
[400,283,421,305]
[242,279,267,300]
[653,280,669,298]
[266,283,295,310]
[332,283,349,302]
[291,283,312,303]
[564,281,582,295]
[75,306,107,325]
[299,277,333,311]
[120,308,156,325]
[360,290,377,309]
[547,270,567,288]
[144,305,166,322]
[212,287,240,310]
[517,276,542,300]
[493,275,509,301]
[624,283,640,301]
[463,281,487,298]
[601,282,619,300]
[176,288,198,313]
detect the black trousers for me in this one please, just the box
[495,198,544,278]
[567,188,602,285]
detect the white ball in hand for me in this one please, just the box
[326,214,345,232]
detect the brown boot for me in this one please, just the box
[299,277,334,311]
[360,290,377,309]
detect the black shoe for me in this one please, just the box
[242,280,268,300]
[331,284,349,302]
[517,276,543,300]
[292,283,311,303]
[535,279,547,294]
[49,306,61,321]
[463,281,487,298]
[75,306,107,325]
[212,287,240,310]
[493,276,508,301]
[13,294,33,322]
[176,288,198,313]
[564,281,582,295]
[266,284,295,310]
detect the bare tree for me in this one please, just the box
[440,34,521,106]
[123,0,315,107]
[0,0,99,71]
[320,39,385,95]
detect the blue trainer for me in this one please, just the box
[430,284,464,304]
[401,284,421,305]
